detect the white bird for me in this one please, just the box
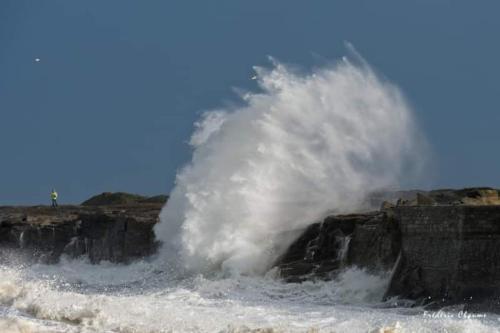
[251,75,257,80]
[35,58,40,62]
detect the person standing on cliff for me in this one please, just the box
[51,189,58,207]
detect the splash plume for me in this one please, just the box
[155,51,427,274]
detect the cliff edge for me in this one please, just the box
[0,193,165,264]
[276,187,500,312]
[2,188,500,312]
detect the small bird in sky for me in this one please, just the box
[35,58,40,62]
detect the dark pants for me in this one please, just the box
[52,199,58,207]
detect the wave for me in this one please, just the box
[2,262,499,333]
[154,48,428,274]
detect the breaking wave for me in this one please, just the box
[155,49,428,274]
[2,262,499,333]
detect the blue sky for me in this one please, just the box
[1,0,499,204]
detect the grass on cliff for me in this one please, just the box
[81,192,168,206]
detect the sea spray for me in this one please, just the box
[155,51,428,274]
[3,261,500,332]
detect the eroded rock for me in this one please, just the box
[0,204,161,264]
[276,211,400,282]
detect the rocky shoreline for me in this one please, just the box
[276,187,500,312]
[0,203,161,264]
[2,188,500,312]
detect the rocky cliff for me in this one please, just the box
[0,203,161,264]
[2,188,500,311]
[277,211,400,282]
[276,188,500,311]
[388,205,500,311]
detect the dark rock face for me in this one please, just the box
[277,211,400,282]
[387,206,500,310]
[277,188,500,311]
[0,204,161,264]
[347,211,401,271]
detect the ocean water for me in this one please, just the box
[2,50,497,332]
[1,258,499,333]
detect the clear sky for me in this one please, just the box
[1,0,499,205]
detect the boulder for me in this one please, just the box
[416,193,436,206]
[380,201,395,210]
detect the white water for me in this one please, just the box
[2,53,499,332]
[155,51,427,274]
[1,259,499,333]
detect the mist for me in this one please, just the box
[154,52,428,275]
